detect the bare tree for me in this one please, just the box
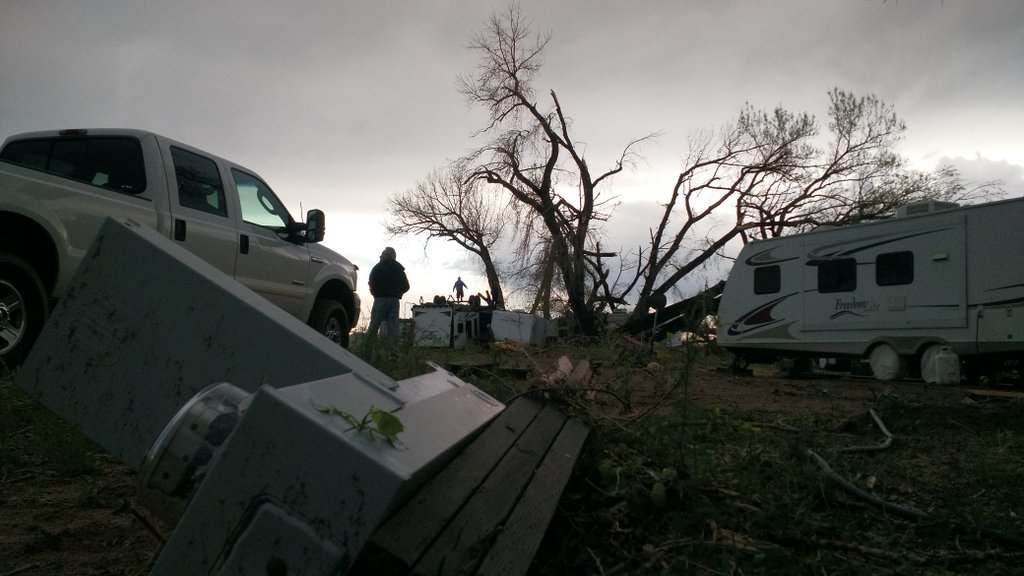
[385,162,508,308]
[459,5,654,335]
[619,89,1001,323]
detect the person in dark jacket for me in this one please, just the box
[365,246,410,356]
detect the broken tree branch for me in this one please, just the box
[841,408,894,452]
[766,530,927,564]
[810,418,1024,551]
[806,448,929,521]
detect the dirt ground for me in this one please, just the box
[653,362,967,413]
[0,354,1015,575]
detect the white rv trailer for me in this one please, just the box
[716,197,1024,381]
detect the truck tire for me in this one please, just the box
[0,254,49,368]
[311,299,351,349]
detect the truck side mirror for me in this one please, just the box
[306,209,326,243]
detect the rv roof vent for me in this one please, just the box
[896,200,959,218]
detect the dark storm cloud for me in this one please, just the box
[2,0,1021,301]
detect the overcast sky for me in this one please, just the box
[2,0,1022,317]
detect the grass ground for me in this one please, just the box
[2,339,1023,575]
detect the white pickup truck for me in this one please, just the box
[0,128,361,365]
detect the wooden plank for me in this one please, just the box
[354,398,544,574]
[475,417,590,576]
[965,388,1024,399]
[412,404,568,576]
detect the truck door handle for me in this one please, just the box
[174,219,186,241]
[240,234,249,255]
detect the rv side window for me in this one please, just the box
[817,258,857,293]
[753,265,781,295]
[876,251,914,286]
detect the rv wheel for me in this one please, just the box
[868,344,906,381]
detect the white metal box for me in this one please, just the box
[491,310,547,346]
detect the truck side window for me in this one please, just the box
[232,169,291,233]
[876,251,914,286]
[817,258,857,293]
[172,147,227,217]
[1,136,147,195]
[753,265,780,295]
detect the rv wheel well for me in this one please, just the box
[864,339,911,359]
[914,340,947,358]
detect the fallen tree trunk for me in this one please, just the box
[618,281,725,341]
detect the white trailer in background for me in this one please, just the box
[491,310,548,346]
[411,305,481,348]
[716,197,1024,382]
[410,306,552,348]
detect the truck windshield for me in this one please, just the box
[232,168,293,233]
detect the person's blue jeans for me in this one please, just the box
[367,297,401,355]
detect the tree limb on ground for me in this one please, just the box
[840,408,893,452]
[810,426,1024,549]
[1,565,41,576]
[513,356,633,416]
[767,530,1024,565]
[806,448,929,521]
[766,530,927,564]
[745,419,801,433]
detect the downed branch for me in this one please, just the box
[807,449,1024,549]
[127,501,168,544]
[603,520,774,576]
[766,530,927,564]
[806,448,928,521]
[841,408,893,452]
[767,530,1024,566]
[515,356,631,411]
[747,419,800,433]
[1,565,41,576]
[933,549,1024,564]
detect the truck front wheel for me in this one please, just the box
[311,299,351,349]
[0,255,49,368]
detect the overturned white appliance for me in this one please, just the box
[491,310,548,347]
[15,218,503,575]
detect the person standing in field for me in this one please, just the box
[366,246,409,356]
